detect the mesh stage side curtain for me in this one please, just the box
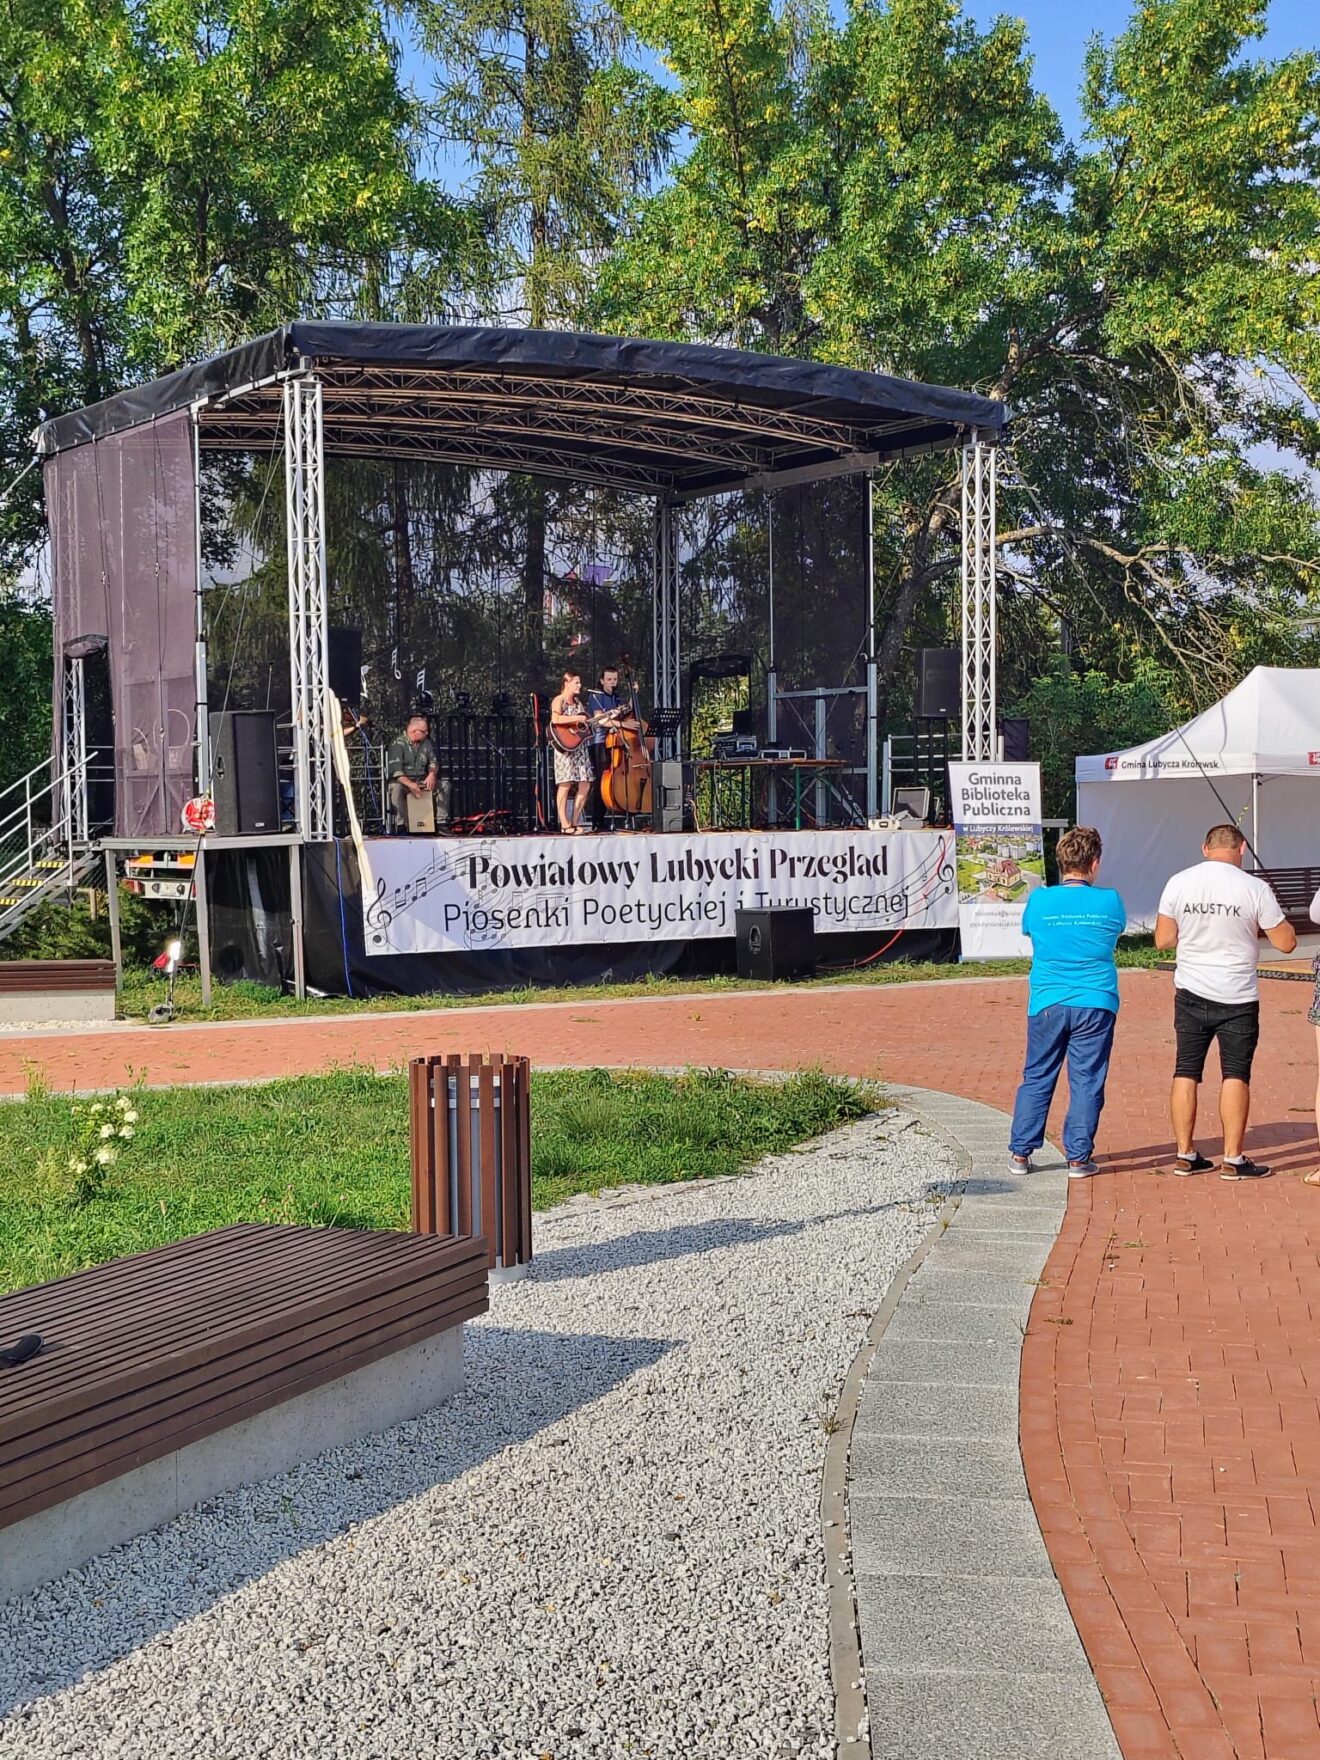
[47,409,197,837]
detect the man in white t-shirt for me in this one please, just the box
[1155,823,1296,1179]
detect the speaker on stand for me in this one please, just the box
[211,711,280,836]
[328,627,364,705]
[916,648,959,720]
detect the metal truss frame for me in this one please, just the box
[62,654,89,845]
[960,437,998,763]
[284,375,332,841]
[652,500,681,749]
[200,365,942,500]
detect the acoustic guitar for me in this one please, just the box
[547,704,625,755]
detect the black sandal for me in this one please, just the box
[0,1334,43,1368]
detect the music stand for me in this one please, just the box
[648,707,684,754]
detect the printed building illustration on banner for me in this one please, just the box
[948,763,1045,960]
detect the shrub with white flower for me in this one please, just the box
[67,1092,143,1204]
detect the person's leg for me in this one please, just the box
[1009,1007,1068,1161]
[1171,990,1213,1156]
[588,746,608,831]
[1171,1079,1200,1156]
[388,780,408,833]
[1216,1003,1260,1165]
[1220,1080,1250,1160]
[573,780,591,829]
[556,780,572,832]
[1062,1006,1117,1165]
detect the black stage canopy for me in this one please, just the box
[35,322,1005,500]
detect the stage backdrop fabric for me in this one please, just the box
[360,829,956,957]
[47,410,197,837]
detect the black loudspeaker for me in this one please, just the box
[999,717,1030,761]
[211,711,280,836]
[916,648,960,719]
[735,907,816,982]
[651,760,686,833]
[328,626,363,703]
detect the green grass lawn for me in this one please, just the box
[114,939,1165,1025]
[0,1065,876,1295]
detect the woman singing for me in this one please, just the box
[551,671,593,835]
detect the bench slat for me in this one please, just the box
[0,1226,478,1435]
[0,1223,489,1532]
[2,1275,488,1526]
[0,1256,487,1495]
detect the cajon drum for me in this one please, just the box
[405,790,436,834]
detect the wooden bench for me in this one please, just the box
[1258,866,1320,933]
[0,958,116,1025]
[0,1223,488,1599]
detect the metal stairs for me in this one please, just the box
[0,759,100,946]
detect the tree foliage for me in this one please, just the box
[2,0,1319,784]
[0,0,467,571]
[599,0,1320,713]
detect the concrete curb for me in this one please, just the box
[823,1112,971,1752]
[836,1085,1122,1760]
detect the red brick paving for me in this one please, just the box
[4,967,1320,1757]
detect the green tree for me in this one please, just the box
[0,0,469,579]
[598,0,1320,721]
[0,594,53,788]
[410,0,675,682]
[1009,657,1181,820]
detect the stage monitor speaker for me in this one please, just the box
[999,716,1030,761]
[735,907,816,982]
[328,626,363,704]
[211,711,280,837]
[916,648,959,720]
[652,759,685,833]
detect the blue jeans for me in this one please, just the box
[1009,1005,1117,1164]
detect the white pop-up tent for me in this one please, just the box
[1075,666,1320,928]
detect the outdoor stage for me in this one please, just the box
[205,826,958,998]
[34,320,1006,999]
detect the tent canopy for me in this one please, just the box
[33,322,1006,500]
[1076,666,1320,783]
[1075,666,1320,929]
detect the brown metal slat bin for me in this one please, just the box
[410,1053,533,1279]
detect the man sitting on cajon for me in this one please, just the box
[388,713,445,833]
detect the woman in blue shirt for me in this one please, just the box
[1008,825,1127,1179]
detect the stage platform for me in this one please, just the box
[200,825,960,1000]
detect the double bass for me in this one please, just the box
[600,656,653,818]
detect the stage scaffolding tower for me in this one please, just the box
[960,434,998,763]
[652,498,682,755]
[283,374,332,842]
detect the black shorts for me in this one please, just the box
[1173,989,1260,1083]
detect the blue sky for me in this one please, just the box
[399,1,1318,187]
[963,1,1317,142]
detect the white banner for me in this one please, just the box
[361,829,957,956]
[948,762,1045,959]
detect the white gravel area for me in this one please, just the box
[0,1110,954,1760]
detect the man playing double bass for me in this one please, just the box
[586,664,623,833]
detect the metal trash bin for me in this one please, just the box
[410,1053,532,1280]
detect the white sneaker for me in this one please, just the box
[1067,1159,1099,1178]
